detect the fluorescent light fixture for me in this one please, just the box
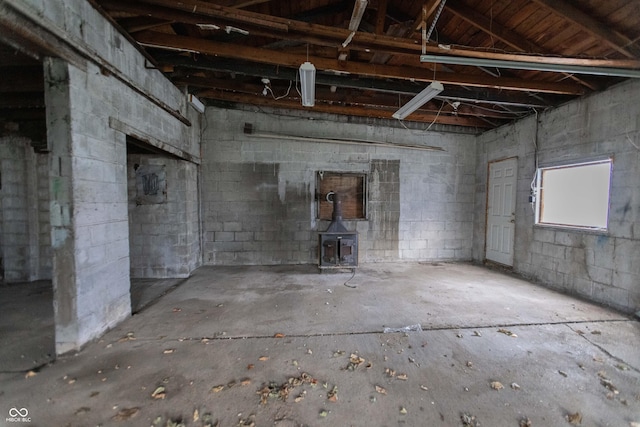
[188,94,205,113]
[392,81,443,120]
[348,0,368,32]
[420,54,640,78]
[299,61,316,107]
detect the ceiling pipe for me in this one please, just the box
[420,54,640,78]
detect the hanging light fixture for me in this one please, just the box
[392,81,444,120]
[299,61,316,107]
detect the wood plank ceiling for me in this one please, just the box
[2,0,640,141]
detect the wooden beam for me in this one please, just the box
[175,74,520,120]
[218,0,271,8]
[118,16,174,33]
[374,0,388,35]
[196,89,492,127]
[530,0,640,58]
[105,0,640,70]
[445,3,538,52]
[444,2,599,90]
[164,55,557,108]
[135,31,585,95]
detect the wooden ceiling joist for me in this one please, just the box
[163,55,556,108]
[136,31,586,95]
[195,89,491,128]
[530,0,640,58]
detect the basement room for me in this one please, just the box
[0,0,639,426]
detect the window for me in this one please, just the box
[317,172,366,220]
[535,159,612,230]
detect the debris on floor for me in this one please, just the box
[461,412,479,427]
[566,412,582,425]
[112,407,140,421]
[117,332,136,342]
[490,381,504,391]
[519,416,532,427]
[497,328,517,337]
[257,372,319,405]
[151,385,166,399]
[375,385,387,394]
[345,353,365,370]
[510,382,521,390]
[383,324,422,333]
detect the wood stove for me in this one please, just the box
[318,192,358,269]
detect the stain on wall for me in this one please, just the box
[367,159,400,258]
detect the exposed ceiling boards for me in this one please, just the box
[4,0,640,133]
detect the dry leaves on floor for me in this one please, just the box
[346,353,365,370]
[258,356,269,361]
[461,412,479,427]
[210,385,224,393]
[497,328,517,337]
[24,371,37,379]
[375,385,387,395]
[151,386,166,399]
[258,372,319,406]
[112,407,140,421]
[117,332,136,342]
[519,416,532,427]
[566,412,582,425]
[490,381,504,391]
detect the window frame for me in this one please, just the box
[316,171,368,220]
[534,158,613,231]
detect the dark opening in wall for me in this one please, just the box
[317,171,366,220]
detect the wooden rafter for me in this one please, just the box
[530,0,640,58]
[444,2,598,90]
[164,55,556,108]
[101,0,640,70]
[195,89,492,127]
[135,30,585,94]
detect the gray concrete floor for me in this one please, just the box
[0,278,184,372]
[0,262,638,427]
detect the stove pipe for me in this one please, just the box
[325,192,349,233]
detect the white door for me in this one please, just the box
[486,158,517,266]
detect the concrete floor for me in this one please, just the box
[0,262,638,427]
[0,277,184,372]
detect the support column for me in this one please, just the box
[45,57,131,354]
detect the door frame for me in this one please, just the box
[484,156,518,266]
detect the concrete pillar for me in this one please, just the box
[44,58,131,354]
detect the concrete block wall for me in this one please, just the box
[202,108,476,265]
[127,155,200,278]
[474,79,640,313]
[9,0,202,353]
[0,137,50,282]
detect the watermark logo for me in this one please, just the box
[6,407,31,423]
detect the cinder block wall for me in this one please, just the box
[202,108,476,265]
[127,155,200,278]
[0,137,50,282]
[13,0,201,353]
[474,79,640,313]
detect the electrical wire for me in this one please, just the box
[343,268,357,288]
[264,80,293,100]
[396,100,447,134]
